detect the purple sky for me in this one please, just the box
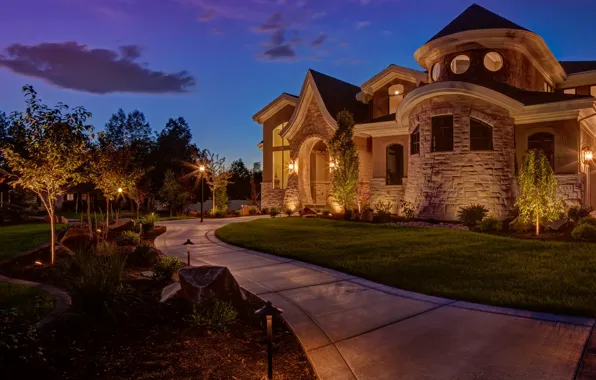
[1,0,595,166]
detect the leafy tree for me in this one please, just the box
[159,169,188,216]
[228,158,251,199]
[328,110,360,216]
[215,186,229,212]
[515,149,566,235]
[129,177,152,219]
[230,159,250,178]
[0,111,8,167]
[1,86,92,263]
[100,109,152,148]
[205,152,232,213]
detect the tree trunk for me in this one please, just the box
[49,207,56,265]
[106,198,110,238]
[87,193,92,234]
[213,189,216,213]
[535,213,540,236]
[136,201,140,220]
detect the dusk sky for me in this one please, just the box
[1,0,595,166]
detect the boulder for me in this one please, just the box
[60,227,96,252]
[141,270,155,278]
[178,266,247,309]
[301,207,318,217]
[160,282,183,303]
[109,218,135,232]
[545,217,569,231]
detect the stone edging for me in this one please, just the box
[0,275,71,328]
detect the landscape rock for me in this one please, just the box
[109,218,135,232]
[178,266,247,309]
[141,270,155,278]
[545,217,569,231]
[300,207,318,217]
[160,282,183,303]
[60,227,96,251]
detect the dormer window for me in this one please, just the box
[388,84,404,114]
[483,52,503,72]
[450,55,470,74]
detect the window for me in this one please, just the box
[470,119,493,150]
[410,127,420,155]
[66,194,75,201]
[564,88,576,95]
[528,132,555,169]
[591,86,596,97]
[483,52,503,72]
[386,144,404,185]
[431,63,441,81]
[431,115,454,152]
[388,84,404,114]
[272,122,291,189]
[450,55,470,74]
[544,82,553,93]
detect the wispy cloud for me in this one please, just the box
[311,33,326,47]
[198,8,217,22]
[356,21,371,29]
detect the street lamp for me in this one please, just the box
[118,188,123,193]
[255,301,283,380]
[182,239,194,266]
[583,146,593,207]
[199,165,206,222]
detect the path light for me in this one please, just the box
[182,239,194,266]
[255,301,283,380]
[199,165,206,223]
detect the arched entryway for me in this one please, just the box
[298,137,330,207]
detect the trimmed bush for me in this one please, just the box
[572,223,596,241]
[400,200,415,220]
[248,208,257,215]
[233,209,241,216]
[270,207,279,218]
[260,207,269,215]
[457,204,488,226]
[154,256,184,282]
[568,206,592,221]
[577,216,596,227]
[189,300,238,333]
[373,200,393,214]
[478,217,502,232]
[285,209,294,217]
[118,230,140,246]
[214,210,226,218]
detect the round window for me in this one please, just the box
[484,52,503,72]
[450,55,470,74]
[431,63,441,81]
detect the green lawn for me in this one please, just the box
[0,282,54,322]
[216,218,596,316]
[0,223,66,260]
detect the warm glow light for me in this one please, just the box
[288,162,294,171]
[329,161,336,168]
[199,165,205,172]
[34,260,43,266]
[585,151,593,162]
[394,90,399,95]
[118,188,123,193]
[96,228,102,233]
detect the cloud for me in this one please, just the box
[311,33,326,47]
[198,8,217,22]
[271,29,286,45]
[251,11,283,33]
[311,11,326,20]
[0,41,196,94]
[261,44,296,61]
[356,21,371,29]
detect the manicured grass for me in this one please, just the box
[0,223,66,260]
[216,218,596,316]
[0,282,54,322]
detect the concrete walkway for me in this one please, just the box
[155,217,595,380]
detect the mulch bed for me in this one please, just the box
[0,226,315,380]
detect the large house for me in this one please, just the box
[253,4,596,220]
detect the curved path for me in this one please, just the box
[156,217,595,380]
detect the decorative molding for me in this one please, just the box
[470,109,496,126]
[414,29,567,85]
[360,64,427,95]
[431,107,454,116]
[252,93,298,124]
[559,70,596,89]
[355,120,408,137]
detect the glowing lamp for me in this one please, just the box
[118,188,123,193]
[199,165,205,172]
[584,149,593,164]
[329,161,336,169]
[182,239,195,266]
[288,162,294,171]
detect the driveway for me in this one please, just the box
[155,217,594,380]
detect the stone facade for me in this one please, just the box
[260,182,285,209]
[404,95,516,220]
[556,174,584,206]
[369,178,405,213]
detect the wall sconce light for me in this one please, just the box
[288,162,294,171]
[584,147,593,164]
[329,160,336,169]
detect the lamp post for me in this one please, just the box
[182,239,194,266]
[255,301,283,380]
[199,165,206,223]
[583,146,593,207]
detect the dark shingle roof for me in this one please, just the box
[471,80,592,106]
[368,113,396,123]
[559,61,596,75]
[309,69,369,123]
[427,4,529,43]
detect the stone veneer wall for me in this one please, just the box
[555,174,583,207]
[260,182,285,209]
[370,178,405,214]
[404,95,516,220]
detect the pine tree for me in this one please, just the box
[328,110,360,216]
[515,149,566,235]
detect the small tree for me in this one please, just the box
[328,110,360,216]
[2,86,92,264]
[515,149,565,235]
[205,152,232,213]
[159,169,187,216]
[355,183,370,213]
[247,171,260,206]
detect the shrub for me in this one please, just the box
[568,206,592,221]
[233,209,240,216]
[261,207,270,215]
[344,208,353,220]
[129,244,159,266]
[400,200,415,220]
[248,207,257,215]
[457,204,488,226]
[270,207,279,218]
[154,256,185,282]
[64,242,127,314]
[285,209,294,217]
[140,213,158,232]
[118,230,140,246]
[572,223,596,241]
[373,199,393,214]
[512,218,529,233]
[189,300,238,333]
[577,216,596,227]
[214,210,226,218]
[322,209,331,217]
[478,217,502,232]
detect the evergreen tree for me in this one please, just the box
[515,149,566,235]
[328,110,360,216]
[159,169,188,217]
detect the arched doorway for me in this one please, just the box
[298,137,330,207]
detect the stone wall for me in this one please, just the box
[556,174,583,207]
[404,95,516,220]
[260,182,285,209]
[370,178,405,214]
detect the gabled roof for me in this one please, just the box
[309,69,369,123]
[427,4,529,43]
[252,93,298,124]
[559,61,596,75]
